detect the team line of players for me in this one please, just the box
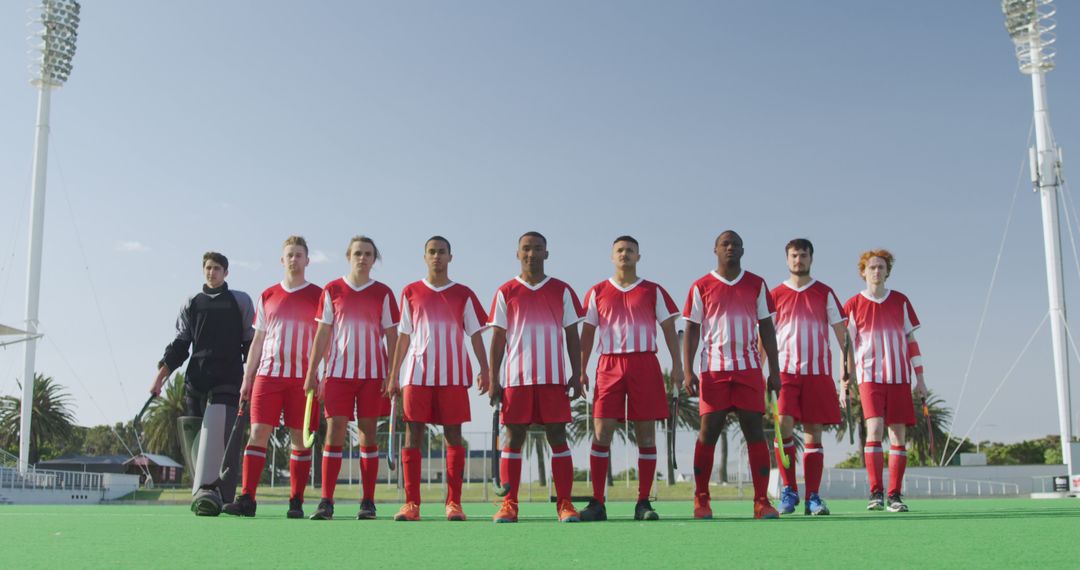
[193,230,927,522]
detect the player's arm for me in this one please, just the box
[304,322,332,396]
[660,317,683,388]
[386,332,409,399]
[240,329,266,402]
[579,322,596,393]
[907,331,927,397]
[832,322,852,404]
[488,327,507,404]
[470,331,490,394]
[154,300,195,396]
[758,317,781,393]
[682,321,700,395]
[565,323,583,400]
[381,326,399,395]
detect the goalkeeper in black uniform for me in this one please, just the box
[149,251,255,516]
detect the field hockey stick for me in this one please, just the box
[922,396,936,460]
[208,400,248,488]
[842,333,854,445]
[387,396,398,471]
[668,330,683,471]
[133,394,156,431]
[492,393,511,497]
[302,390,317,448]
[767,389,789,469]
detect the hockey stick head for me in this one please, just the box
[386,397,398,471]
[302,390,317,448]
[768,390,789,469]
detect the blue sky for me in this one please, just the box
[1,1,1079,466]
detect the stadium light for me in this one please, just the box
[1001,0,1074,484]
[18,0,80,474]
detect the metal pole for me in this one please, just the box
[18,85,52,474]
[1028,38,1073,471]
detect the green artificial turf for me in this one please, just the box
[2,499,1078,569]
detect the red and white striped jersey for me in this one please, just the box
[316,277,400,381]
[489,276,584,387]
[843,290,921,384]
[397,280,486,387]
[683,270,775,372]
[583,278,679,355]
[771,279,846,375]
[254,281,323,379]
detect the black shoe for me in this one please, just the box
[192,488,223,517]
[579,499,607,522]
[886,493,908,513]
[867,491,885,511]
[310,499,334,520]
[357,499,377,520]
[287,497,304,519]
[634,499,660,521]
[222,493,256,518]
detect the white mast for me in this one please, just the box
[1001,0,1072,474]
[18,0,80,474]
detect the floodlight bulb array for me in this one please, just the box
[1002,0,1056,74]
[27,0,80,87]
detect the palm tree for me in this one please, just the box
[908,390,951,466]
[0,374,77,464]
[142,372,187,462]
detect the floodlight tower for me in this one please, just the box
[18,0,80,474]
[1001,0,1073,477]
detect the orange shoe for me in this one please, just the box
[493,499,518,523]
[393,502,421,521]
[754,497,780,519]
[693,493,713,519]
[445,501,467,521]
[557,499,580,523]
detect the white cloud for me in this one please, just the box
[309,250,329,264]
[116,241,150,253]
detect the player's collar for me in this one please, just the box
[782,278,816,293]
[515,275,551,291]
[608,277,643,292]
[710,269,744,286]
[279,280,311,293]
[860,289,891,304]
[422,279,456,292]
[343,276,376,292]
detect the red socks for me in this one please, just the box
[693,440,715,499]
[403,447,421,505]
[359,445,379,502]
[776,437,798,491]
[590,443,610,502]
[804,443,824,496]
[550,443,574,501]
[747,441,771,501]
[446,445,465,505]
[638,446,657,501]
[865,441,884,494]
[888,445,907,496]
[241,445,266,498]
[321,445,343,501]
[289,448,313,500]
[500,447,522,502]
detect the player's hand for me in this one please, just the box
[150,367,169,397]
[914,379,928,399]
[386,379,401,400]
[566,376,583,401]
[239,378,253,402]
[476,368,491,395]
[316,380,327,402]
[684,372,699,397]
[579,372,590,394]
[489,381,502,407]
[302,375,318,396]
[669,367,684,393]
[838,384,848,409]
[767,371,781,395]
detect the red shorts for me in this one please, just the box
[403,385,471,425]
[593,353,668,421]
[778,373,842,425]
[501,384,572,425]
[250,376,317,431]
[323,378,391,420]
[859,382,916,426]
[699,369,766,415]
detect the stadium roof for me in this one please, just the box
[0,323,27,335]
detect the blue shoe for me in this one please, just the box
[805,493,830,516]
[779,486,799,515]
